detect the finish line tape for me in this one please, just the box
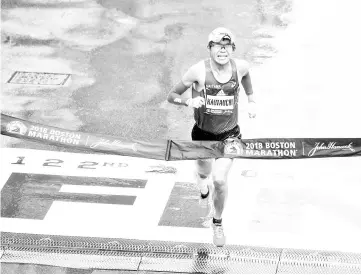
[2,113,361,160]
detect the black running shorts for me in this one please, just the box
[191,124,241,141]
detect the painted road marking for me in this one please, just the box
[159,181,212,228]
[1,173,144,220]
[59,184,145,196]
[1,148,361,253]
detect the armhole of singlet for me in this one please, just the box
[204,59,211,82]
[230,59,239,83]
[192,60,207,94]
[202,59,210,93]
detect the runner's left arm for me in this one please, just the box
[242,73,256,104]
[236,59,256,118]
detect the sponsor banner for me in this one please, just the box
[2,114,168,160]
[2,114,361,160]
[170,138,361,160]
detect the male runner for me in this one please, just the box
[167,27,256,247]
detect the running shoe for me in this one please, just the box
[212,222,226,247]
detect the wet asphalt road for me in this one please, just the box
[1,0,288,145]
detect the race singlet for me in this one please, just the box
[193,59,240,134]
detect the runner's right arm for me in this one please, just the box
[167,64,205,108]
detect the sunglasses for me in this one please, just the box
[210,43,234,51]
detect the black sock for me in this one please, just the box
[200,187,209,199]
[213,218,222,224]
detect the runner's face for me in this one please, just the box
[209,39,234,65]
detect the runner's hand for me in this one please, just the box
[186,97,205,108]
[248,102,256,118]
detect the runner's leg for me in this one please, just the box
[195,159,214,196]
[212,158,233,219]
[210,157,233,246]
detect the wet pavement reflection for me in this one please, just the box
[1,0,289,145]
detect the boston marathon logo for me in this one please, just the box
[224,138,243,155]
[6,121,28,135]
[308,142,355,157]
[27,126,81,145]
[223,141,298,157]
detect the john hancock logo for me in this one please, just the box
[224,137,243,156]
[6,121,28,135]
[308,141,355,157]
